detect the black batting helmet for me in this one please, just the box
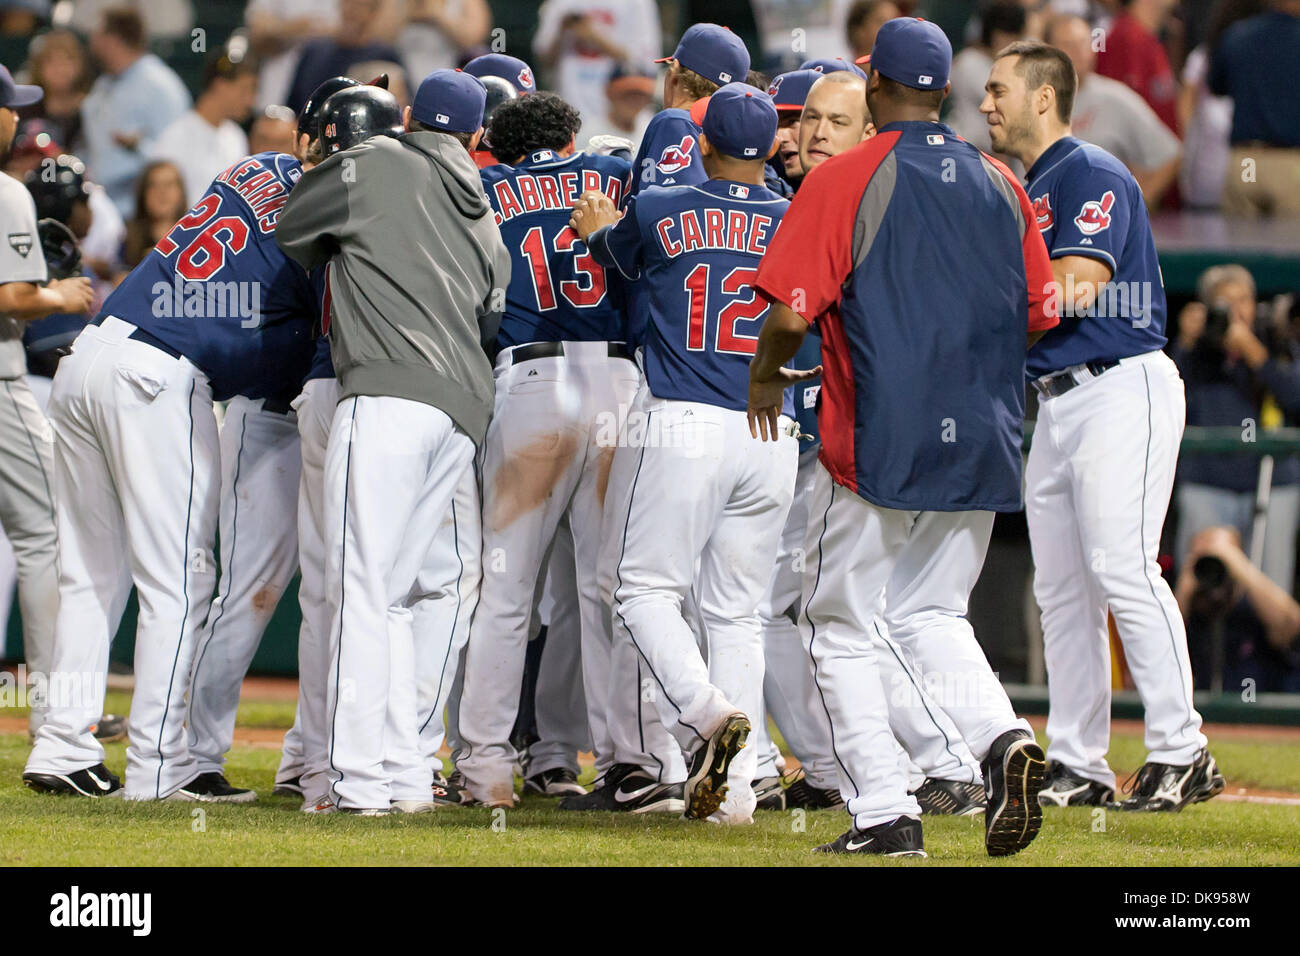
[319,86,404,158]
[479,74,518,125]
[24,154,91,225]
[298,75,361,137]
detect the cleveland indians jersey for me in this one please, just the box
[627,108,706,195]
[481,149,630,348]
[101,150,316,402]
[589,179,788,412]
[1023,136,1168,379]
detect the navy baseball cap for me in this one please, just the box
[464,54,535,94]
[702,82,777,161]
[655,24,750,88]
[799,57,868,80]
[869,18,952,91]
[413,69,487,133]
[767,69,823,111]
[0,64,42,108]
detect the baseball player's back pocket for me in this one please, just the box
[113,364,170,405]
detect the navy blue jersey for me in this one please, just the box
[589,179,788,412]
[1024,136,1167,379]
[99,151,316,402]
[481,149,629,348]
[627,108,707,196]
[790,330,822,447]
[303,266,335,382]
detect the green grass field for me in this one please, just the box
[3,692,1298,866]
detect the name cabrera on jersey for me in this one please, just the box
[100,150,316,401]
[588,179,788,412]
[481,149,630,348]
[1024,136,1167,379]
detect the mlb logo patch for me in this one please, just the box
[927,134,944,145]
[918,74,933,85]
[719,72,732,82]
[436,112,450,125]
[729,183,750,198]
[743,147,757,156]
[533,149,554,162]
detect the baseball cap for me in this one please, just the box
[655,24,750,88]
[464,53,536,94]
[0,64,43,109]
[868,18,952,91]
[412,69,487,133]
[702,82,777,161]
[799,57,868,80]
[767,69,823,111]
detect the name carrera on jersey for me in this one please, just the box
[490,168,624,226]
[212,157,300,233]
[654,208,776,260]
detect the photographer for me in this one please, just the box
[1177,525,1300,693]
[1173,264,1300,591]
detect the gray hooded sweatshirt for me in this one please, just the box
[276,129,510,447]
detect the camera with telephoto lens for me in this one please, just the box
[1188,554,1234,620]
[1197,303,1232,353]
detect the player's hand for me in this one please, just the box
[52,276,94,315]
[570,190,621,241]
[747,365,822,442]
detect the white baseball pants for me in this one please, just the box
[323,394,475,810]
[280,376,337,802]
[457,342,638,804]
[187,395,301,775]
[612,388,797,820]
[26,317,220,799]
[1028,350,1206,787]
[801,462,1030,831]
[0,373,59,738]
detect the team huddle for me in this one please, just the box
[18,16,1226,858]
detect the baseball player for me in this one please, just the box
[23,139,316,799]
[455,90,639,807]
[464,53,535,171]
[981,40,1223,811]
[749,18,1058,855]
[0,68,94,749]
[277,71,510,814]
[757,68,986,813]
[557,23,754,815]
[574,83,798,823]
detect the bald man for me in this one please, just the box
[798,72,874,172]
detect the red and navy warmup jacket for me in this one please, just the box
[589,178,788,412]
[756,121,1058,513]
[100,151,316,402]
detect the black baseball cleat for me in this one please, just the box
[431,770,474,807]
[272,775,304,797]
[684,713,750,820]
[814,816,926,856]
[90,714,128,743]
[1115,750,1225,812]
[910,777,986,817]
[524,767,587,797]
[557,763,684,813]
[23,762,121,797]
[1038,761,1115,807]
[753,775,786,810]
[784,772,845,810]
[174,772,257,803]
[981,729,1047,857]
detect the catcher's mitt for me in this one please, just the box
[37,218,83,281]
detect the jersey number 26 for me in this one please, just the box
[154,195,250,281]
